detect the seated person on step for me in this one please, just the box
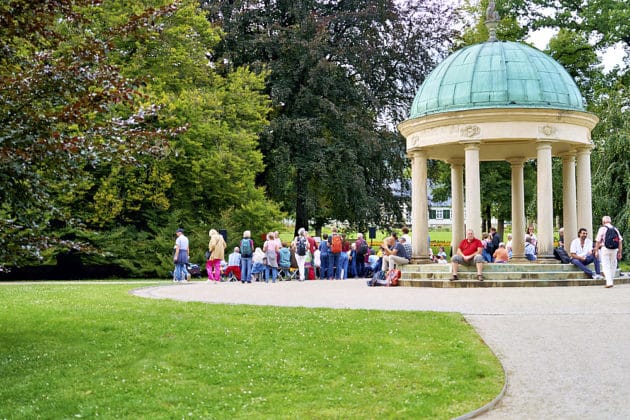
[493,242,509,263]
[524,235,537,261]
[451,229,484,281]
[570,228,602,279]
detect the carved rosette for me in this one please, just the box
[460,125,481,138]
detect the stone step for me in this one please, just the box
[399,262,626,287]
[404,263,587,273]
[403,271,591,281]
[400,276,630,288]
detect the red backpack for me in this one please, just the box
[386,269,401,286]
[331,234,343,254]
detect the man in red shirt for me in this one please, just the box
[451,229,485,281]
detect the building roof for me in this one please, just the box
[409,41,585,119]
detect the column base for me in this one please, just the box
[409,256,435,265]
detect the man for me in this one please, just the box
[239,230,254,283]
[594,216,623,288]
[399,236,413,261]
[328,227,343,279]
[173,228,190,282]
[569,228,602,280]
[489,227,501,260]
[354,233,368,277]
[381,236,409,272]
[451,229,484,281]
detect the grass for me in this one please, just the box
[0,284,503,419]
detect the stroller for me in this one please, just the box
[277,247,296,281]
[187,263,201,279]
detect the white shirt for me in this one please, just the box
[570,237,593,258]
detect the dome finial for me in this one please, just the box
[486,0,500,42]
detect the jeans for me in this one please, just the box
[339,252,349,279]
[570,254,600,277]
[174,263,188,281]
[320,254,329,279]
[330,252,340,279]
[265,266,278,283]
[240,257,252,282]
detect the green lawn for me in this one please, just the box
[0,284,503,419]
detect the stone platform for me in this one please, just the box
[400,262,629,287]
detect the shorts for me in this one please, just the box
[452,254,484,265]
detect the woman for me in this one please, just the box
[263,232,279,283]
[526,225,538,253]
[207,229,226,282]
[250,247,266,281]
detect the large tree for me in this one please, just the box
[204,0,457,234]
[0,1,175,268]
[506,0,629,256]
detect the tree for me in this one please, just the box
[205,0,458,234]
[0,1,175,268]
[506,0,629,256]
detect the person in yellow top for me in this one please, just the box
[207,229,226,282]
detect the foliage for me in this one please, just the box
[0,1,285,276]
[205,0,458,234]
[0,284,504,418]
[0,1,178,268]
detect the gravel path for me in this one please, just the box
[132,279,630,419]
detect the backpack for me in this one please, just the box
[358,239,368,255]
[331,234,342,254]
[386,269,401,286]
[240,239,253,257]
[296,237,307,256]
[553,247,571,264]
[604,226,620,249]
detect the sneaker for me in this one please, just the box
[593,274,603,280]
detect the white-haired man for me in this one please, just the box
[594,216,623,288]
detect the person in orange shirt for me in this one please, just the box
[493,242,509,263]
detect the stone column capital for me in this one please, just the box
[447,158,464,167]
[558,150,577,160]
[461,141,481,150]
[506,157,526,166]
[536,140,553,150]
[575,145,593,156]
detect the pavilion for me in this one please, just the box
[398,14,599,263]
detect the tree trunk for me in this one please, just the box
[294,175,309,237]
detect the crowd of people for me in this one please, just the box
[172,215,623,287]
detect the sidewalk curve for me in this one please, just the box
[133,279,630,419]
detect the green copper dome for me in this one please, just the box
[410,41,585,118]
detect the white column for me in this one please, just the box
[508,158,526,260]
[410,150,429,261]
[464,142,481,236]
[561,153,577,245]
[450,160,465,250]
[576,147,593,239]
[536,141,554,259]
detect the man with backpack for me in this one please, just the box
[239,230,255,283]
[594,216,623,288]
[292,228,308,281]
[328,227,343,279]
